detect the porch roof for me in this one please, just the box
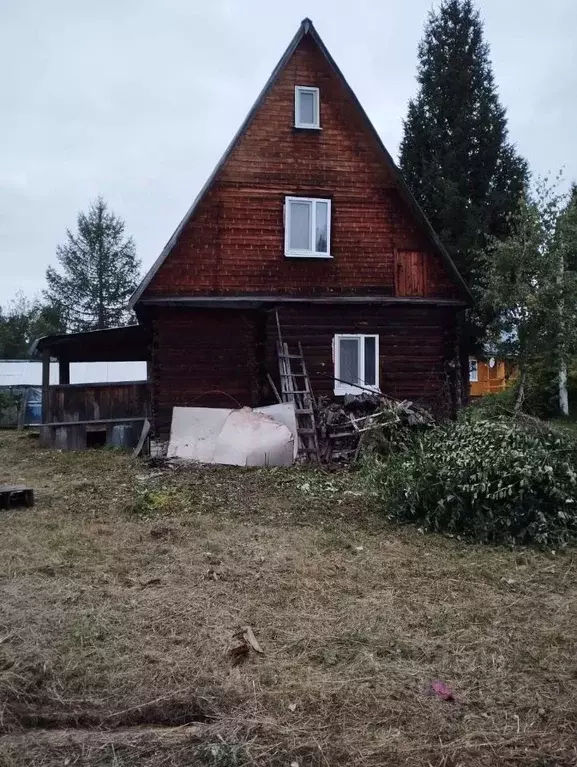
[29,324,150,363]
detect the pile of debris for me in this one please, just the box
[316,392,434,464]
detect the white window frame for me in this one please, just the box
[333,334,380,395]
[284,196,332,258]
[294,86,320,129]
[469,358,479,383]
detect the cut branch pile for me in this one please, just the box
[316,392,434,464]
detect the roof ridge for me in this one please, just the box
[129,18,472,308]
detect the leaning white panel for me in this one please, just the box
[167,404,296,467]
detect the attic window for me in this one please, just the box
[285,197,331,257]
[295,86,320,129]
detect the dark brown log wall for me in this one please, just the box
[151,308,260,438]
[269,305,457,413]
[143,35,460,301]
[151,304,459,439]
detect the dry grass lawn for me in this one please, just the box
[1,430,577,766]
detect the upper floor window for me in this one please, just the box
[285,197,331,258]
[295,86,320,129]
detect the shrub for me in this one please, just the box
[0,389,21,413]
[367,418,577,547]
[0,389,22,427]
[464,388,516,421]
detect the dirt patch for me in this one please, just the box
[1,431,577,765]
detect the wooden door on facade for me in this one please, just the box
[395,250,427,297]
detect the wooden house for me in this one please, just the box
[469,358,512,397]
[124,18,472,440]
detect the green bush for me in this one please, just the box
[0,389,21,412]
[367,418,577,547]
[0,389,22,427]
[522,361,560,418]
[465,388,516,421]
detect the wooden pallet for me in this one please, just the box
[275,315,320,462]
[0,485,34,511]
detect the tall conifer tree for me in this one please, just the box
[400,0,528,289]
[46,198,140,331]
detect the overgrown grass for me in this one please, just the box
[1,431,577,765]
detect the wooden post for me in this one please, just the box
[41,348,50,424]
[254,309,268,405]
[17,387,29,430]
[59,359,70,385]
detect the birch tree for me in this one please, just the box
[485,178,577,414]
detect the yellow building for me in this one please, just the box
[469,358,510,397]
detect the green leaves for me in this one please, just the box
[0,293,65,358]
[368,418,577,548]
[485,177,577,416]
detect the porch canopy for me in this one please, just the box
[30,325,151,423]
[31,325,150,364]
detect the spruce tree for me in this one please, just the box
[399,0,528,288]
[46,198,141,331]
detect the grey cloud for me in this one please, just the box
[1,0,576,304]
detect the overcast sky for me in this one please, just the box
[1,0,576,306]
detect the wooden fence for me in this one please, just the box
[40,381,150,450]
[46,381,149,423]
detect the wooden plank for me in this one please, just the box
[277,354,307,360]
[329,430,356,440]
[17,387,29,430]
[132,419,151,458]
[41,349,50,424]
[59,359,70,385]
[0,485,34,510]
[267,373,282,404]
[40,417,146,427]
[47,382,150,425]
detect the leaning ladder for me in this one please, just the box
[275,318,321,463]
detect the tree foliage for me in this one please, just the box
[399,0,528,288]
[558,183,577,273]
[45,197,141,331]
[0,294,65,359]
[485,177,577,412]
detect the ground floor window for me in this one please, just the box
[333,334,379,395]
[469,358,478,382]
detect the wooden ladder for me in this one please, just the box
[275,316,320,462]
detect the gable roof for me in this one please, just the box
[130,18,473,308]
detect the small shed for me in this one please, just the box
[30,325,151,449]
